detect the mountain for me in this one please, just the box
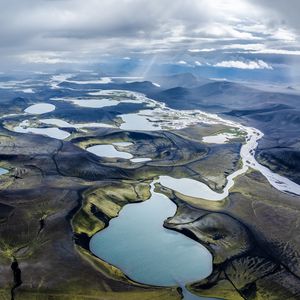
[153,81,300,112]
[148,73,211,89]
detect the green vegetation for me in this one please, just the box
[2,117,297,300]
[72,181,151,237]
[162,170,300,299]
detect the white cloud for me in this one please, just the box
[214,59,273,70]
[188,48,216,52]
[209,77,228,81]
[206,43,300,56]
[190,44,300,57]
[272,28,297,42]
[18,52,76,64]
[177,60,187,65]
[195,23,258,40]
[222,43,265,51]
[195,60,202,66]
[250,49,300,55]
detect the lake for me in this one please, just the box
[90,182,212,289]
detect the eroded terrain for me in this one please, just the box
[0,73,299,300]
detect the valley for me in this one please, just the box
[0,73,299,300]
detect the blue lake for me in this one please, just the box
[0,168,8,175]
[90,183,212,293]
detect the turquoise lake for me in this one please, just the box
[90,183,212,295]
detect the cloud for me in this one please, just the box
[0,0,298,70]
[19,52,77,64]
[222,43,265,51]
[214,59,273,70]
[188,48,216,53]
[250,49,300,56]
[222,44,300,56]
[195,23,258,40]
[251,0,300,33]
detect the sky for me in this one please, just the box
[1,0,300,83]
